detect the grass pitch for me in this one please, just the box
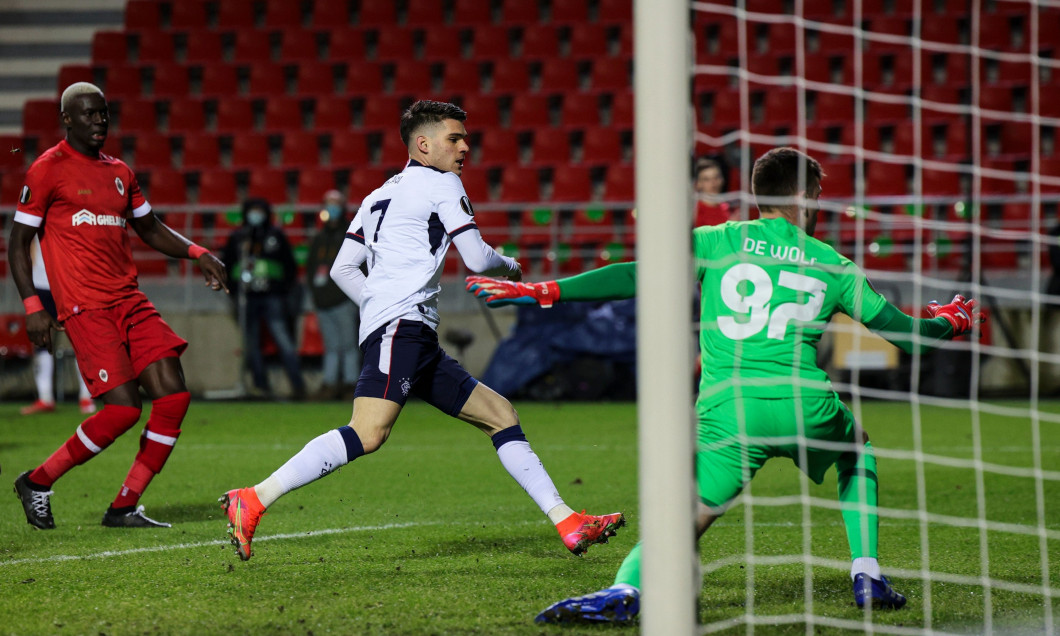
[0,399,1057,635]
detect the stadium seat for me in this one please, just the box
[372,26,417,62]
[550,0,588,24]
[489,59,531,93]
[92,31,128,65]
[500,0,541,24]
[103,66,144,100]
[379,137,409,168]
[865,91,909,123]
[761,89,799,126]
[391,61,436,96]
[137,31,176,65]
[231,132,272,169]
[581,127,625,165]
[280,29,322,63]
[598,0,632,23]
[610,91,633,127]
[460,168,491,202]
[114,98,158,134]
[808,27,855,54]
[812,91,856,124]
[0,135,24,171]
[248,62,290,96]
[442,59,485,94]
[57,64,95,93]
[216,0,257,29]
[1039,158,1060,193]
[197,170,238,205]
[455,93,500,127]
[247,168,289,203]
[539,58,583,93]
[520,24,560,59]
[530,128,571,166]
[124,0,162,32]
[866,16,910,40]
[358,2,397,27]
[476,128,521,167]
[296,61,339,96]
[568,23,609,58]
[474,209,512,243]
[591,57,630,92]
[328,27,367,60]
[702,89,742,126]
[166,97,207,135]
[551,166,593,202]
[200,64,240,98]
[453,0,494,26]
[265,0,305,29]
[979,12,1028,52]
[313,1,352,28]
[817,159,854,197]
[509,93,552,127]
[349,167,389,200]
[421,25,465,61]
[406,0,446,27]
[327,129,370,167]
[0,171,26,206]
[131,132,173,169]
[312,95,353,130]
[1038,11,1060,44]
[170,0,208,30]
[360,95,408,130]
[150,64,191,99]
[233,30,273,64]
[978,85,1015,114]
[561,93,601,128]
[921,164,966,195]
[866,162,909,196]
[980,158,1021,194]
[994,120,1033,158]
[346,61,385,95]
[264,96,306,132]
[145,168,188,206]
[469,25,512,59]
[499,166,542,201]
[215,97,257,133]
[296,167,336,203]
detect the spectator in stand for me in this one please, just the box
[305,190,361,401]
[221,198,307,400]
[21,236,96,416]
[693,156,734,227]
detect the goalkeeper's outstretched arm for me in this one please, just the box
[864,294,983,354]
[466,262,636,307]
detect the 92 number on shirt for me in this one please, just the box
[717,263,827,340]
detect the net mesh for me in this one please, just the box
[691,1,1059,633]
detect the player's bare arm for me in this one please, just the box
[129,213,228,292]
[8,221,62,351]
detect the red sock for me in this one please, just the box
[111,392,189,508]
[30,404,142,487]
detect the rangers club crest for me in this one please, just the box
[114,177,125,196]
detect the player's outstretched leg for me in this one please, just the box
[221,487,266,561]
[101,505,171,528]
[14,471,55,529]
[557,510,626,556]
[853,573,907,609]
[535,586,640,624]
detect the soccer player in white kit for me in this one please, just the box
[222,100,625,561]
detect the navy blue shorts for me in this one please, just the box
[355,319,478,416]
[36,288,57,320]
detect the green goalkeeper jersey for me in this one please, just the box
[693,217,889,405]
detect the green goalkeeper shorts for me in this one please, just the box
[696,394,859,509]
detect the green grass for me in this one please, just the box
[0,400,1058,635]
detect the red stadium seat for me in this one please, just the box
[610,91,632,127]
[420,25,464,62]
[215,97,257,133]
[137,31,176,65]
[1042,85,1060,119]
[598,0,632,23]
[561,93,600,128]
[979,58,1033,87]
[761,89,799,126]
[379,136,409,168]
[114,98,158,134]
[166,98,207,135]
[551,166,593,202]
[346,61,385,95]
[151,63,190,99]
[217,0,257,29]
[248,62,289,96]
[539,59,582,93]
[197,170,238,205]
[391,61,435,96]
[280,29,322,63]
[144,168,188,206]
[103,66,144,100]
[349,167,389,200]
[457,93,500,127]
[264,96,305,132]
[280,130,321,168]
[296,61,338,96]
[265,0,305,29]
[470,25,512,59]
[581,127,625,165]
[865,91,910,123]
[358,2,397,27]
[312,1,352,28]
[0,171,26,206]
[248,168,289,203]
[1039,158,1060,193]
[460,168,491,202]
[313,95,353,130]
[327,129,370,167]
[995,120,1033,157]
[453,0,493,26]
[477,127,522,167]
[328,27,367,60]
[296,167,336,203]
[509,93,552,127]
[200,64,240,98]
[131,132,173,169]
[866,162,909,196]
[406,0,446,27]
[499,166,541,201]
[500,0,540,24]
[568,23,609,57]
[977,85,1015,114]
[520,24,560,59]
[0,135,25,171]
[372,26,417,62]
[124,0,162,31]
[442,59,484,94]
[233,30,272,64]
[591,57,630,92]
[813,91,855,124]
[979,12,1028,52]
[818,159,854,197]
[979,158,1021,194]
[490,59,531,93]
[170,0,208,30]
[231,132,272,168]
[92,31,128,65]
[550,0,588,24]
[57,64,95,93]
[920,165,965,195]
[360,95,408,130]
[530,128,571,166]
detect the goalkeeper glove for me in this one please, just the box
[926,294,983,337]
[465,276,561,308]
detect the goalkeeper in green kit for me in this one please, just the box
[466,147,984,623]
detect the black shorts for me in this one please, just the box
[355,319,478,416]
[36,288,57,320]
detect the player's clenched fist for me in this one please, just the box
[926,294,983,336]
[465,276,560,308]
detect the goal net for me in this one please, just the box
[689,1,1060,633]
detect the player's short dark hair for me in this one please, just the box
[751,147,824,207]
[399,100,467,146]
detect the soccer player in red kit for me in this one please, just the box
[8,82,228,529]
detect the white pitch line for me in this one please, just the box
[0,520,444,568]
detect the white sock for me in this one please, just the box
[254,429,350,508]
[851,557,881,581]
[610,583,640,594]
[77,371,91,400]
[546,503,577,525]
[495,440,565,516]
[35,350,54,403]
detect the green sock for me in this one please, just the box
[837,441,879,559]
[612,541,643,588]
